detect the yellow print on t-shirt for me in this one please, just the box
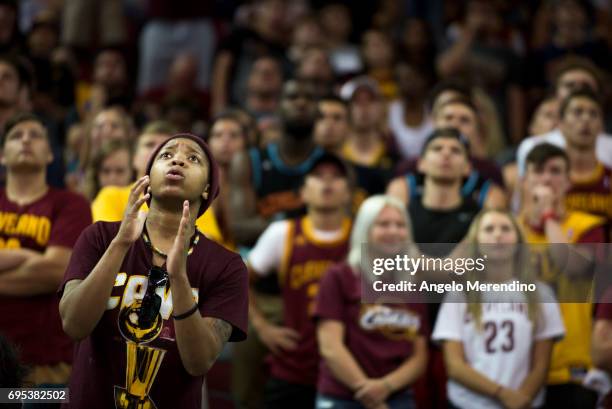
[0,237,20,248]
[106,273,199,320]
[289,260,333,289]
[0,212,51,246]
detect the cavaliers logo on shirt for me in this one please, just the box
[358,304,421,341]
[111,272,200,409]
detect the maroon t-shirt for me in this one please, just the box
[270,216,350,385]
[0,188,92,366]
[59,221,248,409]
[566,164,612,237]
[314,263,429,399]
[596,287,612,319]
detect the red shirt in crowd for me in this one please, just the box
[0,188,92,367]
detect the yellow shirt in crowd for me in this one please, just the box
[92,185,223,243]
[522,211,605,385]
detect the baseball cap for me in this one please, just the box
[421,128,470,156]
[306,152,355,186]
[339,76,382,101]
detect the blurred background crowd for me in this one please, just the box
[0,0,609,194]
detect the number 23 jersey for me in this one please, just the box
[432,284,565,409]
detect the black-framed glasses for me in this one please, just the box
[139,266,169,328]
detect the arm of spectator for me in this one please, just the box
[354,337,427,408]
[484,184,508,209]
[246,221,299,353]
[210,51,234,116]
[508,85,527,145]
[248,276,299,355]
[228,150,269,246]
[0,248,40,271]
[0,246,72,296]
[443,340,500,395]
[593,319,612,373]
[443,340,530,408]
[436,27,477,77]
[380,336,428,394]
[502,163,518,196]
[59,238,131,341]
[546,224,604,278]
[167,225,235,376]
[518,339,554,402]
[61,178,149,340]
[318,319,369,392]
[531,2,554,49]
[386,177,410,205]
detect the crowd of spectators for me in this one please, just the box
[1,0,612,408]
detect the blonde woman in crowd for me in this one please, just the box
[315,195,428,409]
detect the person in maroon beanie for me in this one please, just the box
[0,112,92,390]
[59,134,248,409]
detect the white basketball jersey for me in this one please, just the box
[432,284,565,409]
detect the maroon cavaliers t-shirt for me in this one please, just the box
[0,188,92,366]
[59,221,248,409]
[314,263,429,399]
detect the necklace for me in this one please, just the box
[142,226,201,258]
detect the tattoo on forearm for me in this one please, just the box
[210,318,232,344]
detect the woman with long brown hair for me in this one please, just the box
[432,209,564,409]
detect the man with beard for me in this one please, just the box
[229,78,323,409]
[229,78,323,246]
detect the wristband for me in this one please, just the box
[529,210,558,233]
[540,209,558,226]
[172,303,199,320]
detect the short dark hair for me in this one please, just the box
[421,127,470,157]
[1,112,46,149]
[559,88,602,119]
[525,143,570,172]
[433,97,478,118]
[305,152,355,187]
[0,54,32,89]
[207,112,248,142]
[553,56,603,93]
[94,45,127,61]
[428,79,471,111]
[141,120,178,136]
[319,94,347,108]
[317,95,348,120]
